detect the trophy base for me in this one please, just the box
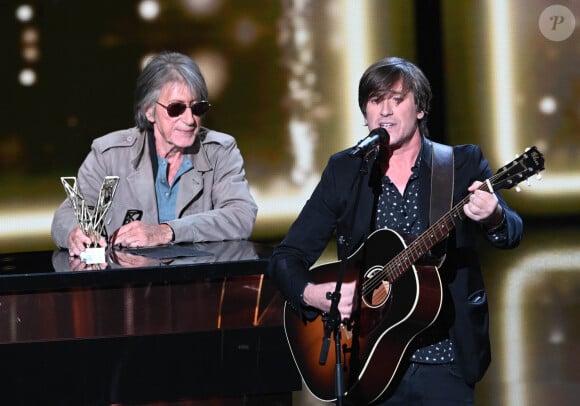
[80,247,106,265]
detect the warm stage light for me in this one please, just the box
[22,46,40,63]
[488,1,517,163]
[190,50,228,99]
[234,18,258,46]
[179,0,222,16]
[21,27,40,62]
[21,26,38,44]
[342,0,370,147]
[139,53,156,71]
[501,248,580,406]
[487,0,580,199]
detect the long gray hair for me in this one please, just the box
[134,51,209,131]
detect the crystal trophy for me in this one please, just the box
[60,176,120,264]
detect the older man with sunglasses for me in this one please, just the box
[52,51,257,256]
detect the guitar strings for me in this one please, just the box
[360,174,501,299]
[360,150,539,305]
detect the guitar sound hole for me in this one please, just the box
[362,267,392,308]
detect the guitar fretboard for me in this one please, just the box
[362,181,493,296]
[360,145,544,297]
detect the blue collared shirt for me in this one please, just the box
[155,156,193,223]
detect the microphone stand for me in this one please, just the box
[318,150,372,406]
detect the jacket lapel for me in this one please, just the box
[418,137,434,229]
[176,141,213,215]
[126,135,159,222]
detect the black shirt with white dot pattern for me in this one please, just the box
[375,156,454,364]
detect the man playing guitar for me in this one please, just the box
[268,57,527,405]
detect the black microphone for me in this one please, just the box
[348,127,389,157]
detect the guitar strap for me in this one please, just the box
[429,141,454,258]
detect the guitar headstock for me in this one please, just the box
[492,146,545,191]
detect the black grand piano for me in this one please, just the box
[0,241,301,405]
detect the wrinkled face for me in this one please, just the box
[364,80,424,148]
[145,81,202,155]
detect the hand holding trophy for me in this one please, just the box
[60,176,119,264]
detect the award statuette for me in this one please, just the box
[60,176,120,264]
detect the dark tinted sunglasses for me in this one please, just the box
[156,100,211,117]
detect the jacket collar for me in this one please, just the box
[420,135,434,172]
[131,127,214,174]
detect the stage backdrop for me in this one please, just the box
[1,0,578,245]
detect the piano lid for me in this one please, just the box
[0,240,275,293]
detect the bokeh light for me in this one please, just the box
[15,4,34,22]
[18,68,36,86]
[539,95,557,115]
[180,0,222,16]
[138,0,160,21]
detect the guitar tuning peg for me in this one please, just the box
[536,174,542,180]
[525,147,530,152]
[515,186,521,192]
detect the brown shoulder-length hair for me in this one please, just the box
[358,57,432,137]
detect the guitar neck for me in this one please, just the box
[386,181,492,282]
[380,145,545,284]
